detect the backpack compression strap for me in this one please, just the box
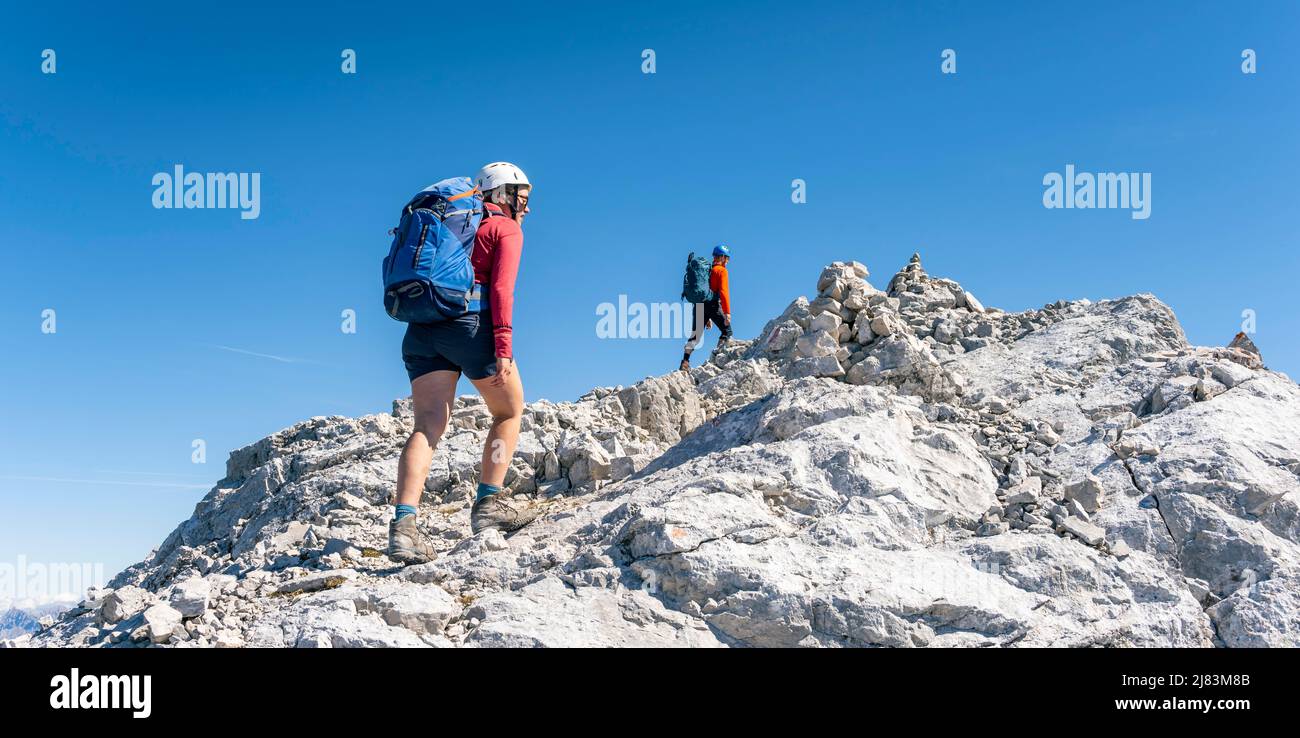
[405,186,481,216]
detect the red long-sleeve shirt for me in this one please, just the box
[710,263,730,316]
[472,203,522,358]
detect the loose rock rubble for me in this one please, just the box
[22,254,1300,648]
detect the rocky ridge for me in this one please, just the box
[16,254,1300,648]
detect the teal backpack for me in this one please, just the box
[681,252,714,304]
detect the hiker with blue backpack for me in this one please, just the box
[381,162,541,564]
[679,244,733,371]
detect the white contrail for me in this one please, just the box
[208,344,303,363]
[206,344,324,364]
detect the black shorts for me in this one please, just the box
[688,299,732,342]
[401,303,499,382]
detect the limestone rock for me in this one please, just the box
[1064,475,1105,514]
[1228,331,1261,359]
[855,317,877,345]
[795,329,839,359]
[1060,516,1106,547]
[28,253,1296,650]
[102,586,150,624]
[168,578,210,618]
[142,603,183,644]
[762,320,802,354]
[809,311,842,335]
[787,354,845,379]
[870,313,899,337]
[1004,477,1042,506]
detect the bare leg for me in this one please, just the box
[681,302,706,368]
[395,370,458,507]
[683,302,706,355]
[469,365,525,488]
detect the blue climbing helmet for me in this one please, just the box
[712,244,731,258]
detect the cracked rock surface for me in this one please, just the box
[21,254,1299,648]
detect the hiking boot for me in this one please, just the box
[387,515,436,565]
[679,358,691,372]
[471,492,543,535]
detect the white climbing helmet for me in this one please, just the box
[474,162,530,193]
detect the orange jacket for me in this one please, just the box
[710,263,730,316]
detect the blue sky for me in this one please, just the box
[2,0,1296,594]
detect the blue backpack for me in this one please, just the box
[382,177,483,322]
[681,252,714,304]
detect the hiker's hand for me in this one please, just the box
[493,357,514,386]
[704,319,713,329]
[723,315,731,328]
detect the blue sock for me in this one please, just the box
[476,482,502,502]
[394,503,418,522]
